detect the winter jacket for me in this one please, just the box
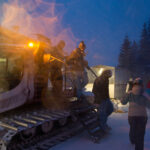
[50,46,64,70]
[92,75,110,104]
[121,93,150,117]
[66,48,88,72]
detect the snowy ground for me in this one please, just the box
[51,112,150,150]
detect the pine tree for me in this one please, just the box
[130,41,138,73]
[118,35,133,71]
[147,19,150,41]
[147,20,150,67]
[138,23,149,71]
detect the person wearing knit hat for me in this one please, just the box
[121,78,150,150]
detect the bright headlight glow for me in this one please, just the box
[28,42,34,48]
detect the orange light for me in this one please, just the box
[28,42,34,48]
[43,54,51,63]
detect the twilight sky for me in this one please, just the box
[1,0,150,66]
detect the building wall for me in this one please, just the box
[86,66,131,100]
[114,68,131,99]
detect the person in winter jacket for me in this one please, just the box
[92,70,114,132]
[66,41,88,98]
[121,78,150,150]
[49,40,65,95]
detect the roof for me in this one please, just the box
[92,64,115,70]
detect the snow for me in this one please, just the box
[112,99,129,112]
[51,113,150,150]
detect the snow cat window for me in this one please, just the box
[0,52,23,93]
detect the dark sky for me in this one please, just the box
[59,0,150,66]
[1,0,150,66]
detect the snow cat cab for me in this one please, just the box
[0,43,35,113]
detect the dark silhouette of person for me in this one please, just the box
[92,70,114,132]
[66,41,88,98]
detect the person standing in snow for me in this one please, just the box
[92,70,114,132]
[121,78,150,150]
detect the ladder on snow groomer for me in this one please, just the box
[72,104,104,143]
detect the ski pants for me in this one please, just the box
[128,116,147,150]
[98,99,114,130]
